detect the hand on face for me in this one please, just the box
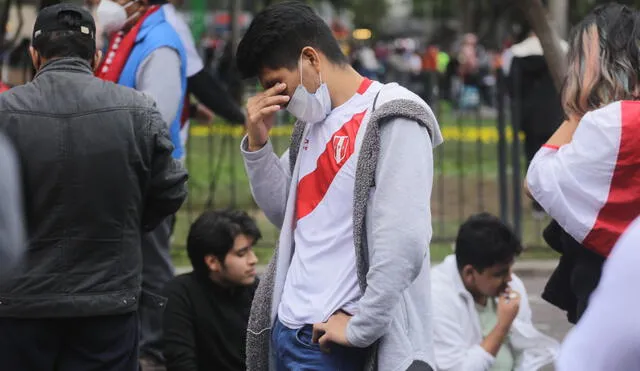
[245,83,289,151]
[496,288,520,329]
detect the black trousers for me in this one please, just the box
[139,216,175,362]
[0,312,138,371]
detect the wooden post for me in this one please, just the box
[517,0,567,91]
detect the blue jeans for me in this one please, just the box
[272,318,367,371]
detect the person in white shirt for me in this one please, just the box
[556,216,640,371]
[432,213,559,371]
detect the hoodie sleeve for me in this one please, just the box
[240,136,291,229]
[0,133,24,280]
[346,117,433,347]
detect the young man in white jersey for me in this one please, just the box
[236,2,443,370]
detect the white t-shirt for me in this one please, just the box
[162,3,204,78]
[278,79,382,329]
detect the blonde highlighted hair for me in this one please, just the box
[562,3,640,120]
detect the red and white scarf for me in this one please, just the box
[96,5,160,83]
[527,101,640,256]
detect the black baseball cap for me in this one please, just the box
[33,3,96,42]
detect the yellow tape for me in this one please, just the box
[190,124,526,143]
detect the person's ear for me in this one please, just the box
[92,50,103,72]
[461,264,476,285]
[29,46,41,71]
[204,255,222,273]
[301,46,321,73]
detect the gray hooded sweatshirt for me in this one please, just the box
[0,132,24,281]
[241,83,443,371]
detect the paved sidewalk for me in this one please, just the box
[175,259,558,277]
[513,259,558,277]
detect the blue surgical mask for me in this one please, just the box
[286,58,331,123]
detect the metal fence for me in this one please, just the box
[0,45,549,248]
[184,71,549,248]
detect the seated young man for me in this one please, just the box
[162,210,260,371]
[432,213,559,371]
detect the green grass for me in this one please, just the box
[171,106,557,268]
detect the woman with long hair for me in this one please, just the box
[525,3,640,323]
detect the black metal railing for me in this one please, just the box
[177,72,549,249]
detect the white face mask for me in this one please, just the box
[286,58,331,123]
[97,0,137,35]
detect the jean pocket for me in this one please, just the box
[294,326,321,350]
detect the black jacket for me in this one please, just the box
[0,58,188,318]
[163,272,257,371]
[542,220,605,324]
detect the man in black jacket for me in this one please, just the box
[163,209,260,371]
[0,4,187,371]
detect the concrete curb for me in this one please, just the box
[175,260,558,277]
[512,260,558,277]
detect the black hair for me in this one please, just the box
[455,213,523,272]
[236,0,348,78]
[32,11,95,61]
[187,209,262,275]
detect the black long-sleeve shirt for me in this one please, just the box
[162,272,257,371]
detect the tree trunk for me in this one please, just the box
[517,0,567,91]
[549,0,569,38]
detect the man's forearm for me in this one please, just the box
[480,323,510,356]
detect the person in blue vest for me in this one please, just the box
[95,0,187,368]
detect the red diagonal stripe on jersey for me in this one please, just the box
[583,101,640,256]
[296,109,368,221]
[357,78,372,94]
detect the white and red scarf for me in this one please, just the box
[527,101,640,256]
[96,5,160,83]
